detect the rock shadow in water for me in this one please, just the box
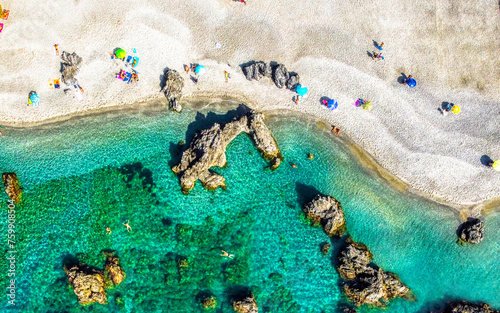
[295,182,322,208]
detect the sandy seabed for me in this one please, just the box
[0,0,499,213]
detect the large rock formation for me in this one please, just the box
[172,110,282,193]
[440,301,499,313]
[304,195,346,237]
[103,253,126,287]
[336,238,411,307]
[64,263,107,305]
[457,218,485,245]
[60,51,82,85]
[272,64,289,89]
[242,61,272,81]
[2,173,22,204]
[162,69,184,113]
[233,293,258,313]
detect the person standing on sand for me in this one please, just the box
[224,71,229,83]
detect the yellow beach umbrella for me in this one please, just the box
[452,105,460,114]
[492,160,500,171]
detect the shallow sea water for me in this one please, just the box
[0,103,499,313]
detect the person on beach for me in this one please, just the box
[221,250,234,258]
[332,126,341,135]
[295,95,302,105]
[377,42,384,50]
[403,75,413,85]
[184,65,190,74]
[488,162,493,168]
[224,71,230,83]
[372,52,383,60]
[123,220,132,232]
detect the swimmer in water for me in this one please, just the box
[221,250,234,259]
[123,220,132,232]
[106,227,111,235]
[308,154,313,159]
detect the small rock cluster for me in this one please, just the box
[161,69,184,113]
[457,217,485,245]
[2,173,22,204]
[242,61,300,90]
[64,253,126,305]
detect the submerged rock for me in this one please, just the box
[320,242,331,255]
[440,301,499,313]
[233,293,258,313]
[2,173,22,204]
[103,253,126,287]
[457,218,485,245]
[272,64,289,89]
[172,110,282,193]
[242,61,272,81]
[162,69,184,113]
[304,194,346,237]
[64,263,107,305]
[336,238,411,307]
[60,51,82,85]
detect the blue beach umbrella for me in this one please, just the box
[327,99,338,110]
[406,78,417,88]
[30,93,40,107]
[195,65,206,75]
[296,84,308,96]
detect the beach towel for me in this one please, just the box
[48,79,54,89]
[2,10,9,20]
[132,57,139,68]
[123,72,132,82]
[126,55,132,64]
[0,23,4,33]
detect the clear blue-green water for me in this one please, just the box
[0,103,499,313]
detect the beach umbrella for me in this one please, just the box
[296,84,308,96]
[452,105,460,114]
[362,101,372,111]
[115,48,126,59]
[195,65,206,75]
[327,99,338,110]
[492,160,500,171]
[406,78,417,88]
[30,93,40,107]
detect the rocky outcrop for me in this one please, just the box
[172,110,282,193]
[242,61,272,81]
[162,69,184,113]
[60,51,82,85]
[440,301,499,313]
[2,173,22,204]
[64,263,107,305]
[104,253,126,287]
[233,293,258,313]
[243,61,300,91]
[457,218,485,245]
[304,195,346,237]
[336,238,411,307]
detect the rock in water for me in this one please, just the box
[162,69,184,113]
[172,110,282,193]
[304,194,346,237]
[457,218,485,245]
[60,51,82,85]
[336,238,411,307]
[2,173,22,204]
[104,253,126,287]
[321,242,331,255]
[233,293,258,313]
[64,263,107,305]
[273,64,289,89]
[441,301,499,313]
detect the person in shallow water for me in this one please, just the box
[123,220,132,232]
[106,227,111,235]
[308,153,314,159]
[221,250,234,258]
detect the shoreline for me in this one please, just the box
[2,94,498,217]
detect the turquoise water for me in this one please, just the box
[0,103,499,313]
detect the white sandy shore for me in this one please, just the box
[0,0,499,211]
